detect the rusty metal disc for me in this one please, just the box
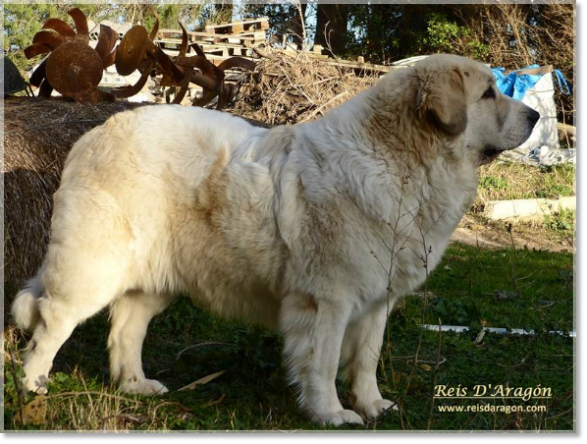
[217,57,256,72]
[116,26,150,76]
[45,41,103,97]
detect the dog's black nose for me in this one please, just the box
[528,109,540,126]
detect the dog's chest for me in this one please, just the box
[348,169,476,303]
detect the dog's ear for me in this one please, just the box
[417,66,468,136]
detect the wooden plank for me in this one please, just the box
[322,57,395,72]
[157,30,265,46]
[205,17,269,34]
[231,24,244,34]
[282,49,329,59]
[557,122,576,137]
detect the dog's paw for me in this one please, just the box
[315,409,364,426]
[120,378,169,395]
[354,398,397,420]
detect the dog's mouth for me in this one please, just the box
[478,145,504,165]
[482,145,502,160]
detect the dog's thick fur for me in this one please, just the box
[13,55,539,425]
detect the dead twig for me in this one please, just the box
[300,91,348,122]
[175,341,237,361]
[100,414,143,429]
[44,391,144,405]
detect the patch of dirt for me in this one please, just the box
[451,214,574,253]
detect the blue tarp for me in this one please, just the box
[491,65,570,101]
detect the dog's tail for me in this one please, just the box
[12,276,43,332]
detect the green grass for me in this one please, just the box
[476,162,575,205]
[3,242,574,432]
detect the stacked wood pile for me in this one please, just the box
[156,17,269,62]
[154,17,393,75]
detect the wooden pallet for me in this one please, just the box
[205,17,269,35]
[156,17,394,76]
[157,30,266,47]
[160,45,254,59]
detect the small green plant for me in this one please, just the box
[479,175,509,191]
[543,209,575,231]
[535,164,576,198]
[467,39,490,59]
[427,296,480,325]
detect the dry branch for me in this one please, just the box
[227,49,379,126]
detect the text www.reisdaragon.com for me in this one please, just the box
[437,404,548,414]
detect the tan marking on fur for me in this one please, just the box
[194,147,229,227]
[419,66,468,136]
[363,80,454,173]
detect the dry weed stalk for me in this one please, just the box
[360,162,449,429]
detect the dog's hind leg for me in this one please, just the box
[18,190,135,395]
[280,293,364,426]
[20,266,126,395]
[108,291,176,395]
[340,299,396,420]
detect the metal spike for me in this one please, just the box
[38,79,54,97]
[67,8,89,37]
[42,18,76,37]
[29,60,48,87]
[32,30,64,49]
[178,22,189,58]
[112,63,153,98]
[24,42,52,59]
[149,16,160,41]
[94,24,118,62]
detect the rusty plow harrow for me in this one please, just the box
[24,8,256,108]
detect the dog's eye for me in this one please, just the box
[482,87,495,100]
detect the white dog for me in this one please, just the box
[12,54,539,425]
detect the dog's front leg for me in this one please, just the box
[341,299,397,420]
[280,293,363,426]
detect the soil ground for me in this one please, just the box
[452,213,574,253]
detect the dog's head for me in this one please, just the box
[412,54,540,165]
